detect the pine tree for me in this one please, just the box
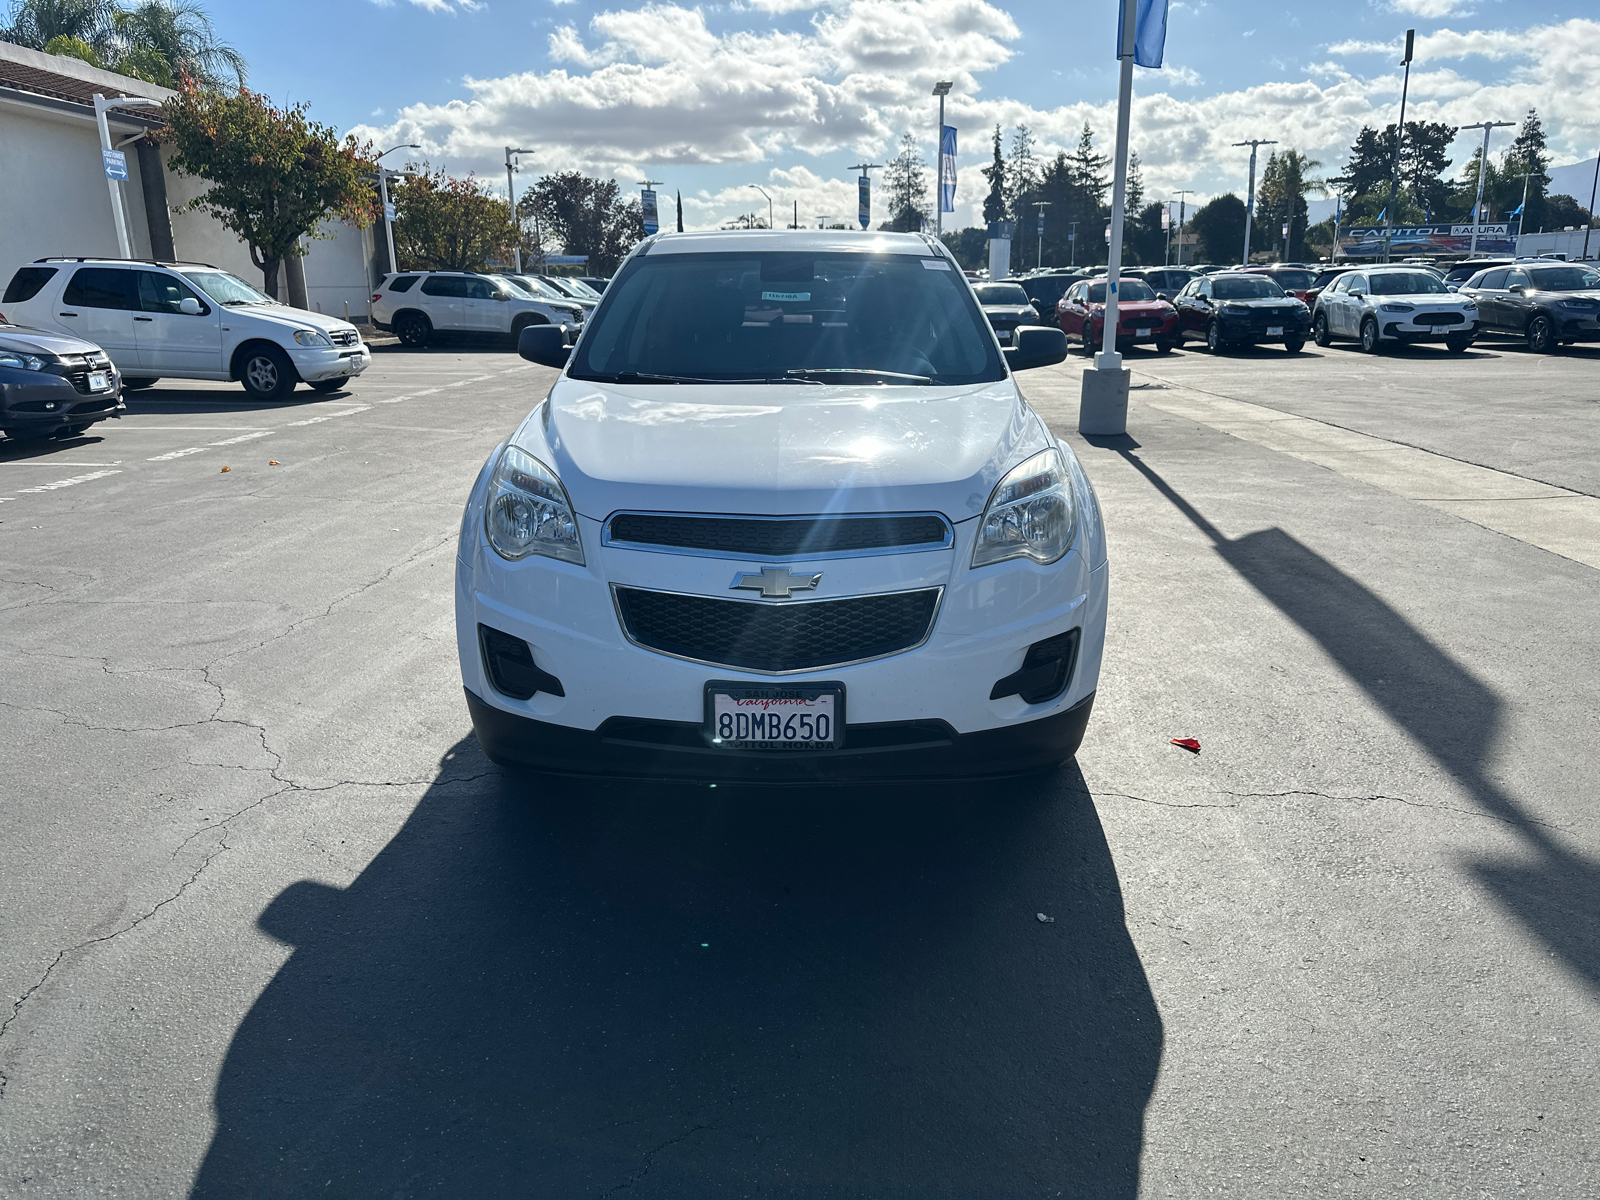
[981,125,1007,225]
[1006,124,1040,220]
[1125,150,1144,215]
[1069,123,1109,212]
[883,131,929,233]
[1507,109,1551,230]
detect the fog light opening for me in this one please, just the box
[478,624,565,701]
[989,628,1080,706]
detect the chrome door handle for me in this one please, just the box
[134,316,153,322]
[59,311,78,317]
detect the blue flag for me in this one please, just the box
[1510,202,1524,217]
[1117,0,1169,68]
[939,125,957,213]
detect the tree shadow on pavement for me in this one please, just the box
[1118,449,1599,995]
[192,747,1163,1199]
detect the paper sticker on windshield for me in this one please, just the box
[761,290,810,302]
[922,259,952,270]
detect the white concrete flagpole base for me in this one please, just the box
[1079,365,1130,436]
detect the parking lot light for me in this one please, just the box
[94,94,163,259]
[377,144,421,275]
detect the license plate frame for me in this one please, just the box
[88,371,111,392]
[1135,326,1153,337]
[1266,325,1284,336]
[705,681,844,751]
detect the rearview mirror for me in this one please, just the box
[518,323,571,368]
[1003,326,1069,372]
[179,296,202,315]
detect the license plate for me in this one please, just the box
[88,371,111,392]
[1135,327,1152,337]
[707,683,842,750]
[1266,325,1284,336]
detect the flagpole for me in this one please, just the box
[1097,0,1137,372]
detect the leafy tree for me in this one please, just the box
[1337,122,1455,222]
[1036,151,1090,266]
[1542,193,1594,231]
[390,166,512,272]
[1190,193,1247,264]
[981,125,1007,225]
[883,131,929,233]
[1398,121,1455,219]
[1126,200,1165,266]
[521,172,642,276]
[5,0,244,88]
[162,82,374,297]
[940,227,987,272]
[1257,149,1323,260]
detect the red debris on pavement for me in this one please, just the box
[1170,737,1201,754]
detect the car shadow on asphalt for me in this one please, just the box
[1117,448,1599,998]
[191,746,1163,1198]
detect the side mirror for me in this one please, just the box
[493,292,510,301]
[179,296,202,315]
[1004,326,1068,372]
[1349,288,1365,298]
[518,323,571,368]
[1509,284,1525,294]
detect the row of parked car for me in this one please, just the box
[979,257,1600,357]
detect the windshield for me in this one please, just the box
[1212,276,1285,300]
[569,251,1006,386]
[973,283,1031,305]
[541,277,584,298]
[1370,271,1447,296]
[1269,270,1315,290]
[1086,280,1157,303]
[1529,266,1600,291]
[563,278,602,299]
[180,270,274,306]
[504,275,564,300]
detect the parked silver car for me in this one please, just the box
[1312,266,1477,354]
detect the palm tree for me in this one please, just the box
[112,0,245,89]
[3,0,120,58]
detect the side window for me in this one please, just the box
[136,271,207,315]
[62,267,136,310]
[463,278,494,300]
[1326,276,1346,294]
[1506,268,1530,289]
[1479,269,1509,289]
[1068,284,1084,302]
[387,275,419,293]
[3,266,58,304]
[1198,280,1212,299]
[421,275,463,297]
[1347,275,1368,294]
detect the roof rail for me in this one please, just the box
[32,256,220,268]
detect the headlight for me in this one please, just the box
[1221,304,1250,316]
[1379,303,1414,313]
[1460,301,1477,311]
[0,352,46,371]
[293,328,332,347]
[972,448,1078,569]
[1557,299,1598,310]
[484,444,584,564]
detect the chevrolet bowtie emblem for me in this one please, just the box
[732,566,823,599]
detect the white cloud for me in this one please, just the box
[349,5,1600,231]
[1391,0,1473,16]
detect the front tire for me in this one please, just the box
[308,378,348,394]
[122,377,159,390]
[1205,321,1226,354]
[240,346,297,402]
[1154,337,1175,355]
[1446,334,1473,355]
[1360,318,1381,354]
[1313,312,1332,347]
[1284,337,1305,354]
[1080,325,1097,356]
[1527,315,1558,354]
[395,312,432,348]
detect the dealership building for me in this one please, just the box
[0,40,375,320]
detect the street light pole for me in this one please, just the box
[505,146,535,272]
[1233,139,1277,265]
[1381,29,1415,264]
[1173,190,1191,266]
[932,81,952,239]
[1584,149,1600,262]
[847,163,882,230]
[1462,121,1513,256]
[748,184,773,230]
[377,143,421,275]
[1031,200,1052,269]
[1069,221,1078,267]
[92,94,162,257]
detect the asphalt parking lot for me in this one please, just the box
[2,337,1597,1196]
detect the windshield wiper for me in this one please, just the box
[575,371,821,385]
[784,368,934,383]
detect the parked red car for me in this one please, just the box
[1057,277,1180,354]
[1240,265,1318,303]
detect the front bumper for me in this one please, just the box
[288,342,371,382]
[0,367,123,433]
[466,687,1095,781]
[1377,315,1477,342]
[1218,314,1312,344]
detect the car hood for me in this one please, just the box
[1214,297,1300,309]
[0,324,105,356]
[1086,300,1171,313]
[228,305,359,337]
[1363,293,1469,305]
[982,305,1036,317]
[522,377,1049,521]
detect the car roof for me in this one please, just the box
[640,230,942,257]
[31,257,222,270]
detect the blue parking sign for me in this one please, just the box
[102,149,128,181]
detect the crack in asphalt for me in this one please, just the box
[0,840,229,1100]
[605,1123,717,1194]
[1214,788,1571,831]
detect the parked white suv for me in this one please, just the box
[458,230,1101,782]
[370,271,584,348]
[1312,265,1478,354]
[0,259,370,400]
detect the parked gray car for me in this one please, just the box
[0,322,122,442]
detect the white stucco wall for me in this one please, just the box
[0,96,156,283]
[302,221,378,323]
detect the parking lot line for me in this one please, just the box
[1144,387,1600,570]
[6,469,123,496]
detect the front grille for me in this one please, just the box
[330,329,360,346]
[614,586,941,672]
[63,370,97,394]
[1414,312,1464,326]
[607,513,949,557]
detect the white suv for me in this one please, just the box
[370,271,584,348]
[457,230,1102,782]
[0,259,370,400]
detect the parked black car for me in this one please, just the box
[1442,258,1515,291]
[1018,272,1085,326]
[972,281,1044,346]
[1457,261,1600,352]
[1123,267,1198,301]
[0,322,122,443]
[1172,272,1312,353]
[1304,265,1356,307]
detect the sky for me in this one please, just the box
[204,0,1600,235]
